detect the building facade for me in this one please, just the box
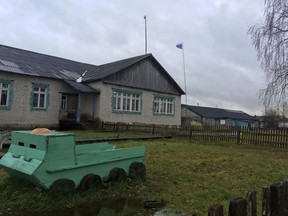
[0,45,184,129]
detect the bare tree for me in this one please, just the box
[248,0,288,109]
[263,108,281,128]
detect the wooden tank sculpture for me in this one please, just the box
[0,129,146,195]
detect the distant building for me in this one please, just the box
[0,44,185,129]
[181,104,259,128]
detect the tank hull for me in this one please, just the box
[0,131,145,190]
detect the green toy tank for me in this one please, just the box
[0,129,146,194]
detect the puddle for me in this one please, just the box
[1,199,159,216]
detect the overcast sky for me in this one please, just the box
[0,0,266,115]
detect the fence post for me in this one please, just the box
[262,187,270,216]
[237,129,241,144]
[152,125,155,135]
[189,127,192,139]
[208,204,224,216]
[283,181,288,214]
[229,198,247,216]
[270,182,287,216]
[126,123,129,132]
[246,191,257,216]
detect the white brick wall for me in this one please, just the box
[0,72,181,129]
[0,72,76,129]
[89,82,181,126]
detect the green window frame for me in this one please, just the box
[153,94,175,116]
[0,79,13,110]
[31,83,49,111]
[111,88,142,114]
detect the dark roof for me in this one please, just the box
[63,80,99,93]
[0,44,184,94]
[0,44,148,81]
[182,104,258,121]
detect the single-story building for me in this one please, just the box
[0,44,185,129]
[181,104,259,128]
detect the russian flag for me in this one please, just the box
[176,43,183,49]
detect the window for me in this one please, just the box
[112,88,142,114]
[0,79,13,110]
[153,94,175,116]
[0,83,9,106]
[31,83,49,110]
[61,95,68,111]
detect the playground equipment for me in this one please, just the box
[0,129,146,195]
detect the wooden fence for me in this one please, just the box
[204,181,288,216]
[90,122,288,148]
[189,126,288,148]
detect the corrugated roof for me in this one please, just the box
[0,44,184,94]
[182,105,258,120]
[0,45,98,80]
[63,80,99,93]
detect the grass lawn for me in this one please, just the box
[0,132,288,215]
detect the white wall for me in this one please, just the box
[0,72,75,129]
[88,81,181,126]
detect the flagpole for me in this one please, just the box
[144,15,147,54]
[181,43,187,105]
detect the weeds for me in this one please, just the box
[0,135,288,215]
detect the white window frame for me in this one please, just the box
[61,95,68,111]
[32,83,49,110]
[112,88,142,114]
[0,82,9,107]
[153,95,175,116]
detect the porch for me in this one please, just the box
[59,80,99,128]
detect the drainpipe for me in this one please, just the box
[76,93,82,124]
[92,94,96,121]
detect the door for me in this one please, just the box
[67,95,78,120]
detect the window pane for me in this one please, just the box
[127,98,130,110]
[169,104,173,113]
[2,83,8,88]
[39,94,45,107]
[122,98,126,110]
[132,100,135,111]
[117,98,121,109]
[136,101,139,111]
[33,94,39,107]
[61,95,67,110]
[0,90,7,105]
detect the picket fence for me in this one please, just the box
[189,126,288,148]
[92,122,288,148]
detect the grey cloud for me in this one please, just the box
[0,0,265,115]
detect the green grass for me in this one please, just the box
[0,132,288,215]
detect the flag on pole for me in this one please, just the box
[176,43,183,49]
